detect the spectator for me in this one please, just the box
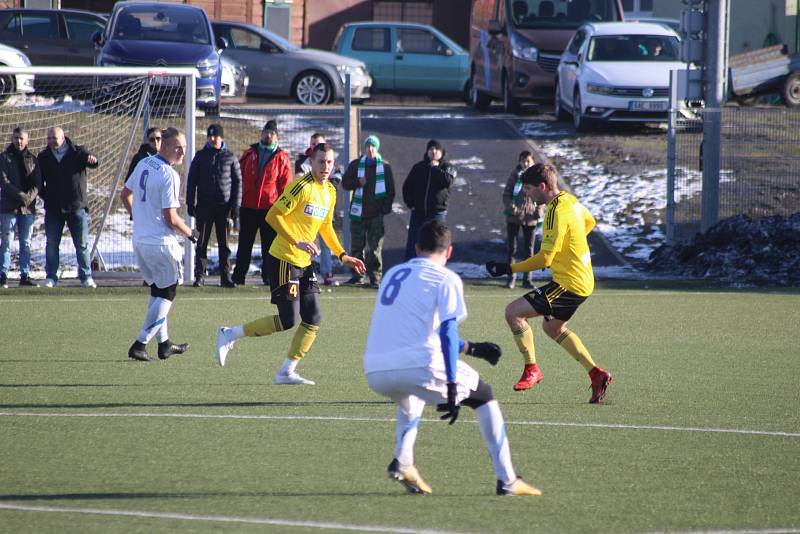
[0,127,42,288]
[121,127,196,362]
[402,139,457,260]
[186,123,242,288]
[126,127,161,180]
[502,150,545,289]
[232,120,293,286]
[341,134,395,287]
[38,126,99,288]
[215,143,366,385]
[296,132,340,286]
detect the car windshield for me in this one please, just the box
[509,0,621,30]
[255,26,297,51]
[113,6,210,44]
[587,35,680,62]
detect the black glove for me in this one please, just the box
[436,382,460,425]
[188,229,200,243]
[187,204,195,218]
[486,261,512,277]
[466,341,502,366]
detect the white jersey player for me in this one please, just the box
[120,127,197,362]
[363,220,541,496]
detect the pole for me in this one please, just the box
[184,74,196,284]
[667,70,679,243]
[342,73,352,252]
[700,0,727,233]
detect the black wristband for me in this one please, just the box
[338,252,346,261]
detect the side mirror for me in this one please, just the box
[445,48,454,56]
[487,19,503,35]
[215,36,228,51]
[91,30,103,45]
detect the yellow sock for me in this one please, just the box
[287,322,319,362]
[243,315,283,337]
[556,329,596,372]
[512,324,536,365]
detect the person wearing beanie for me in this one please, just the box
[186,123,242,287]
[401,139,457,260]
[341,134,395,287]
[0,127,42,288]
[232,119,293,286]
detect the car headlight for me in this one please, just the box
[197,58,219,78]
[337,64,364,82]
[510,32,538,62]
[586,83,614,95]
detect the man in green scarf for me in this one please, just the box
[341,134,395,287]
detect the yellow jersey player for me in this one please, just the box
[486,163,612,403]
[215,143,366,384]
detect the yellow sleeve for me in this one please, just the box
[265,178,304,245]
[511,250,556,273]
[266,205,295,246]
[582,204,596,235]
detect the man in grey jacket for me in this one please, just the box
[0,127,41,288]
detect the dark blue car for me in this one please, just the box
[94,1,223,113]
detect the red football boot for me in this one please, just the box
[513,363,543,391]
[589,366,613,403]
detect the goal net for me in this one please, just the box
[0,66,197,279]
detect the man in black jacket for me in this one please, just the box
[38,127,99,288]
[0,127,42,288]
[402,139,457,260]
[125,127,161,180]
[186,124,242,287]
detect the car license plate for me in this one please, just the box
[153,76,180,87]
[629,100,668,111]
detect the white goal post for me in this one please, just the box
[0,66,197,283]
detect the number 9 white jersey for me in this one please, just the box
[363,257,467,375]
[125,155,182,246]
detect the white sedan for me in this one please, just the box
[555,22,685,131]
[0,43,35,104]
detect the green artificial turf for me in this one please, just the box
[1,282,799,533]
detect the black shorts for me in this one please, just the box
[268,255,320,304]
[523,281,587,322]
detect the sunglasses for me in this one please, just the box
[149,137,162,142]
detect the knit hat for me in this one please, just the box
[364,134,380,151]
[207,124,224,137]
[263,120,278,133]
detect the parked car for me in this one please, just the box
[95,1,225,113]
[554,21,684,130]
[212,20,371,105]
[334,21,469,96]
[629,17,681,34]
[220,54,248,98]
[469,0,625,113]
[0,43,35,103]
[0,8,106,66]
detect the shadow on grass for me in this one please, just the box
[0,400,392,409]
[0,490,410,501]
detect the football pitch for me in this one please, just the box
[1,281,799,533]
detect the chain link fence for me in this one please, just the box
[668,106,800,241]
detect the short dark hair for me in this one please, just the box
[311,142,334,158]
[12,126,27,137]
[146,127,160,136]
[518,150,533,161]
[311,132,325,141]
[418,220,451,253]
[521,163,558,188]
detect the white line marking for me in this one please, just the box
[0,412,797,438]
[0,503,471,533]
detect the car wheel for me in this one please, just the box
[469,70,491,111]
[573,90,590,132]
[554,79,569,121]
[0,74,14,104]
[294,71,331,105]
[502,72,520,114]
[782,72,800,108]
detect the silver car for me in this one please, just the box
[212,21,371,105]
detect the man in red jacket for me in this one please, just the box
[232,120,293,286]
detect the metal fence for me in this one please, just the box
[667,106,800,241]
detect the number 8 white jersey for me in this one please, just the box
[363,257,467,375]
[125,155,182,246]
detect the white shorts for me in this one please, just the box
[135,241,183,288]
[366,361,480,407]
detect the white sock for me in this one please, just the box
[229,325,245,340]
[137,297,172,344]
[476,400,516,484]
[395,397,424,467]
[279,358,297,375]
[155,299,169,342]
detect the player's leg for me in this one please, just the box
[505,290,544,391]
[388,393,431,494]
[540,293,612,403]
[276,266,320,384]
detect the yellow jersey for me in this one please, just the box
[540,192,595,296]
[267,174,345,267]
